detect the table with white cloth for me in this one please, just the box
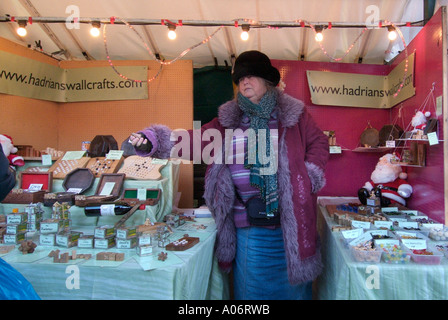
[316,197,448,300]
[0,160,229,300]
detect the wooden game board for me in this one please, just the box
[48,157,90,179]
[86,157,124,178]
[117,156,166,180]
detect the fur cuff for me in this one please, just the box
[139,124,174,159]
[305,161,326,193]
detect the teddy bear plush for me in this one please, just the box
[0,134,24,168]
[358,153,413,207]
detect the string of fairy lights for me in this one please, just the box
[3,15,418,89]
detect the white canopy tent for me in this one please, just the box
[0,0,442,68]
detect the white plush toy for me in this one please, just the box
[0,134,24,167]
[358,153,413,207]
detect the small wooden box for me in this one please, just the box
[44,168,95,207]
[75,173,126,207]
[2,172,53,204]
[120,188,161,206]
[166,237,200,251]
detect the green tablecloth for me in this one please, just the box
[316,197,448,300]
[0,160,228,300]
[1,159,180,224]
[1,218,228,300]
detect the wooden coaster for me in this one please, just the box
[117,156,166,180]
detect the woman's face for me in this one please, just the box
[238,76,268,104]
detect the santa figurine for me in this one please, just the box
[0,134,25,168]
[358,153,413,207]
[411,111,431,138]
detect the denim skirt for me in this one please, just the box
[233,226,312,300]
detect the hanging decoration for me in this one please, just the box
[103,17,224,83]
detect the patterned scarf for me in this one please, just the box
[237,90,279,215]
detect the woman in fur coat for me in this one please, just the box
[129,51,329,300]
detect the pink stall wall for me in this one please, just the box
[271,7,445,223]
[389,8,445,222]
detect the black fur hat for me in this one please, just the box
[232,50,280,86]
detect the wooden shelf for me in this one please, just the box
[352,146,403,153]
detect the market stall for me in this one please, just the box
[316,197,448,300]
[0,158,228,300]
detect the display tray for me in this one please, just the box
[166,236,200,251]
[44,168,96,207]
[120,188,161,206]
[74,173,125,207]
[62,168,95,194]
[1,172,53,204]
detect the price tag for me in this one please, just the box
[382,207,399,212]
[424,223,443,230]
[398,221,418,229]
[401,210,419,216]
[42,154,52,166]
[427,132,439,145]
[368,229,388,237]
[151,158,169,165]
[395,231,420,239]
[66,188,83,194]
[341,228,363,240]
[349,232,372,247]
[137,188,147,200]
[106,150,124,160]
[329,146,342,154]
[401,239,426,250]
[99,182,115,196]
[374,220,393,229]
[351,220,371,229]
[62,151,86,160]
[385,140,396,147]
[389,217,407,223]
[28,184,43,191]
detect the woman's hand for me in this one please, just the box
[129,132,150,151]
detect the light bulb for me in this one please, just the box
[314,25,324,42]
[168,29,177,40]
[90,26,100,37]
[387,26,397,41]
[241,25,250,41]
[17,21,27,37]
[90,22,101,37]
[388,30,397,41]
[17,27,27,37]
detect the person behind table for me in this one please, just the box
[0,143,40,300]
[129,50,329,300]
